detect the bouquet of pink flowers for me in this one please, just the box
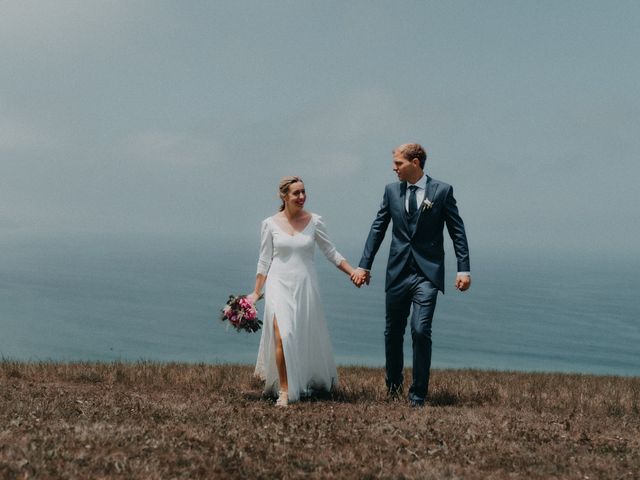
[220,294,262,333]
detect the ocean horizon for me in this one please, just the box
[1,232,638,377]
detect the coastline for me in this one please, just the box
[2,362,638,479]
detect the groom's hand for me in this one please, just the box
[351,268,370,288]
[350,271,363,288]
[455,274,471,292]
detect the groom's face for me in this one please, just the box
[392,152,420,182]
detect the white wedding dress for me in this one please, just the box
[254,213,343,403]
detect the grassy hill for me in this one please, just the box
[1,362,638,479]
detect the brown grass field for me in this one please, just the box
[1,362,639,479]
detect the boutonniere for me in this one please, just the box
[421,198,434,212]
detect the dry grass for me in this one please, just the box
[1,362,639,479]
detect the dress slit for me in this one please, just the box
[272,314,290,392]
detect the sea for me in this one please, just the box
[1,233,638,377]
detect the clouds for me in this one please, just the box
[0,1,127,49]
[122,131,220,168]
[270,88,403,178]
[0,115,57,152]
[293,88,403,142]
[0,1,638,252]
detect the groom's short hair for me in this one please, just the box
[394,143,427,169]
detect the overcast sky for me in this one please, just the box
[2,1,639,255]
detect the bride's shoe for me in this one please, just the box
[276,390,289,407]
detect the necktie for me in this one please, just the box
[408,185,418,214]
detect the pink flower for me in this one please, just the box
[238,297,252,309]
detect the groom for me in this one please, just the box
[352,143,470,407]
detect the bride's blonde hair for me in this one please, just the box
[278,176,303,212]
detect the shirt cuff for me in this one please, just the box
[457,272,471,276]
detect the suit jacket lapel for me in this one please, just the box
[411,175,438,238]
[398,182,410,233]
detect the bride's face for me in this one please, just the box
[284,182,306,210]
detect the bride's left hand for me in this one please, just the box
[246,292,260,304]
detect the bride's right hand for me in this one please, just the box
[246,292,260,304]
[350,268,370,287]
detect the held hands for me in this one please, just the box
[350,268,370,288]
[455,274,471,292]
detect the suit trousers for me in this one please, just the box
[385,260,439,404]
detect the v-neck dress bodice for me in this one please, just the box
[254,213,344,402]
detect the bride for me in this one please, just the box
[247,176,358,406]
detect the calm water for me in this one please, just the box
[1,233,638,376]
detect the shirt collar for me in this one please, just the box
[408,174,427,190]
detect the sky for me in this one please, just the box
[2,0,639,255]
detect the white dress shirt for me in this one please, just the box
[405,175,428,213]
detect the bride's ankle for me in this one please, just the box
[276,390,289,407]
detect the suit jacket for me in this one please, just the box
[358,176,470,293]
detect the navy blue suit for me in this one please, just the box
[359,175,470,403]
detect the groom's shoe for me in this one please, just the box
[387,384,404,400]
[408,392,425,407]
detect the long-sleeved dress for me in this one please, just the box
[254,213,343,403]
